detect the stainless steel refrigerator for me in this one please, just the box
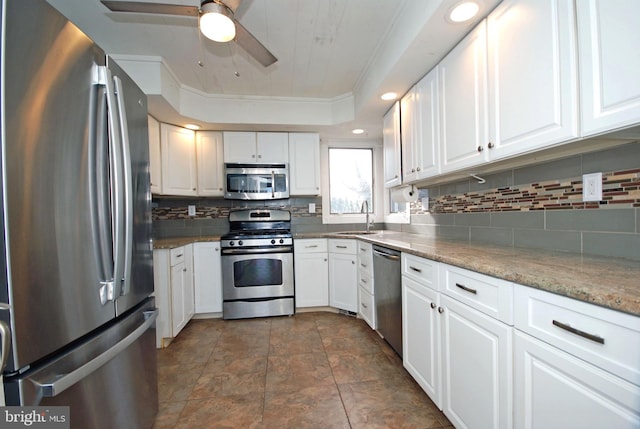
[0,0,158,427]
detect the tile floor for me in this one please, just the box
[153,311,453,429]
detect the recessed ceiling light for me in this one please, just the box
[380,92,398,101]
[352,128,365,135]
[184,123,201,130]
[448,1,480,23]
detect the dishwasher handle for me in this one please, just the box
[373,249,400,261]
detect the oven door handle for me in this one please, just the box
[222,246,292,255]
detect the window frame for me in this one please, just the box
[321,139,383,225]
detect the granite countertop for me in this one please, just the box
[153,231,640,317]
[297,230,640,317]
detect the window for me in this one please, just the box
[328,148,373,214]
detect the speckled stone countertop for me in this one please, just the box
[153,231,640,317]
[297,230,640,317]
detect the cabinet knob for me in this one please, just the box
[488,142,494,149]
[258,154,262,158]
[183,268,187,272]
[252,154,256,158]
[477,145,484,152]
[438,307,444,314]
[352,261,355,264]
[430,302,436,309]
[324,258,327,262]
[411,168,416,173]
[192,188,196,191]
[416,167,421,171]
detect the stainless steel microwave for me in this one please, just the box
[224,163,289,200]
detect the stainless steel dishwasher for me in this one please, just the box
[372,245,402,357]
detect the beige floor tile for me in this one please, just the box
[266,352,335,393]
[173,395,264,429]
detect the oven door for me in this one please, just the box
[221,248,294,300]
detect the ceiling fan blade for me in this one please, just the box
[220,0,242,14]
[233,20,277,67]
[100,1,199,17]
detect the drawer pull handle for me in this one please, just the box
[361,303,368,309]
[552,320,605,345]
[362,279,368,283]
[409,266,422,273]
[336,245,348,249]
[305,245,319,248]
[361,263,367,268]
[430,302,436,309]
[455,283,477,295]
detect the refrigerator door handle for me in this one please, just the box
[0,303,10,372]
[30,309,158,398]
[113,75,134,297]
[102,66,126,303]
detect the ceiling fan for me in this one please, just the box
[100,0,277,67]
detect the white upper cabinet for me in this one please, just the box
[383,101,402,188]
[487,0,578,159]
[415,67,440,179]
[160,123,197,196]
[223,131,289,163]
[148,115,162,194]
[196,131,224,197]
[288,132,321,195]
[401,88,420,182]
[439,21,489,173]
[577,0,640,136]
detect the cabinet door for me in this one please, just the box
[400,88,419,183]
[440,294,513,429]
[328,253,357,312]
[257,132,289,163]
[196,131,224,196]
[577,0,640,136]
[439,21,489,173]
[514,330,640,429]
[170,260,188,336]
[193,242,222,313]
[294,252,329,307]
[415,67,440,179]
[148,116,162,194]
[487,0,578,159]
[403,277,442,408]
[289,133,321,195]
[160,123,197,196]
[223,131,257,163]
[383,101,402,187]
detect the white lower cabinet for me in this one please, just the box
[440,293,513,429]
[154,244,194,347]
[193,242,222,314]
[328,239,357,312]
[402,275,441,408]
[294,239,329,308]
[514,330,640,429]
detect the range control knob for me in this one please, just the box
[271,239,276,244]
[279,239,284,244]
[238,240,243,246]
[229,241,235,246]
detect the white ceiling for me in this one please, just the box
[45,0,500,139]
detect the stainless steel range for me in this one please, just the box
[221,209,295,319]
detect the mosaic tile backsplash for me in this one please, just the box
[421,167,640,214]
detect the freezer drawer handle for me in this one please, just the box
[31,309,158,398]
[552,320,605,345]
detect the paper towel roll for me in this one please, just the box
[391,185,418,203]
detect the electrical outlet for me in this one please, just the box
[582,172,602,202]
[308,203,316,214]
[188,205,196,216]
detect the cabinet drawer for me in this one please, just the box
[359,285,375,329]
[295,238,327,253]
[358,268,374,295]
[515,284,640,385]
[170,246,186,266]
[357,241,373,272]
[439,264,513,325]
[401,253,437,289]
[328,239,357,254]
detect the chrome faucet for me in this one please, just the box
[361,200,372,232]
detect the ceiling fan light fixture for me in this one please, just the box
[200,2,236,42]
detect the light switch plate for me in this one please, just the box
[188,205,196,216]
[582,172,602,202]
